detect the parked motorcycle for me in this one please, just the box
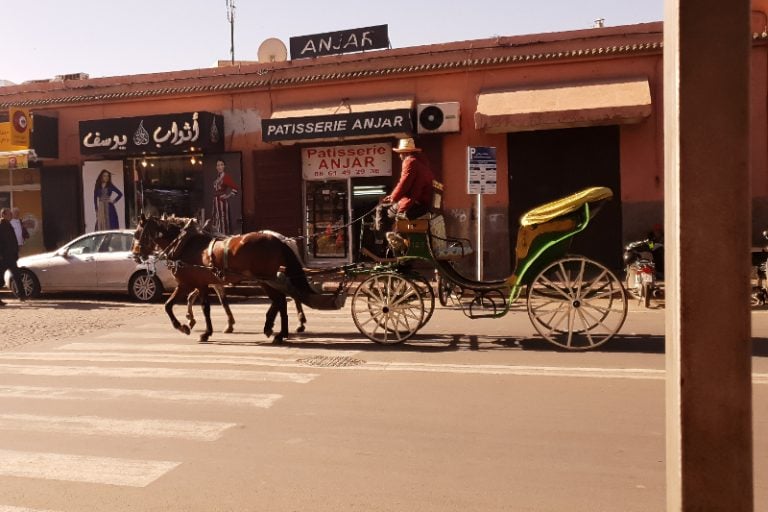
[623,235,664,308]
[751,230,768,306]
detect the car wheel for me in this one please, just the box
[129,271,164,302]
[11,269,41,298]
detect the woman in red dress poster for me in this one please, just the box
[211,159,239,234]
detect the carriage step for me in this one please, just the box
[465,312,505,319]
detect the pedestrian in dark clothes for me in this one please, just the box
[0,207,26,305]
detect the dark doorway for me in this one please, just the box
[507,125,623,270]
[41,165,81,250]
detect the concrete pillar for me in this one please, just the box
[664,1,753,511]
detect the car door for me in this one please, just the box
[94,232,138,291]
[38,234,106,290]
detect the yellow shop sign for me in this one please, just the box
[0,108,31,150]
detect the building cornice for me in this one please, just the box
[4,22,752,111]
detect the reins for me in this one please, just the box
[281,204,381,244]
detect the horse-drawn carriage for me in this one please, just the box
[132,186,627,351]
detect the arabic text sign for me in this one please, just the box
[302,142,392,180]
[79,112,224,155]
[263,109,412,143]
[290,25,389,60]
[467,146,497,195]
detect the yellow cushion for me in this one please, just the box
[519,187,613,227]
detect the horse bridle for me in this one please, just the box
[134,217,168,260]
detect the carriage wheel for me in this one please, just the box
[526,256,627,351]
[408,274,435,327]
[352,273,425,344]
[437,273,464,307]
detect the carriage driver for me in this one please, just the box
[381,137,435,220]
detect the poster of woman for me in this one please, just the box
[83,161,125,232]
[203,153,242,235]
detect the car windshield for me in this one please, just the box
[66,234,106,255]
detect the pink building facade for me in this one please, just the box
[2,12,767,278]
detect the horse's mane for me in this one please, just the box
[156,215,197,228]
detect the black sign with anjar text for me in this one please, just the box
[79,111,224,156]
[262,108,413,143]
[290,25,389,60]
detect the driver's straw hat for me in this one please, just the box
[393,138,422,153]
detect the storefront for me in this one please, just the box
[0,109,58,255]
[78,111,243,234]
[262,98,414,265]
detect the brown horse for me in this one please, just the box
[132,215,312,343]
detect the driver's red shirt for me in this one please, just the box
[390,153,434,213]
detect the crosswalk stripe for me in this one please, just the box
[358,362,768,383]
[0,449,179,487]
[0,385,281,408]
[1,352,317,368]
[0,414,235,441]
[0,364,317,383]
[58,342,359,356]
[0,506,59,512]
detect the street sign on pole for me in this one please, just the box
[467,146,497,195]
[467,146,497,279]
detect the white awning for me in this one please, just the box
[474,78,652,133]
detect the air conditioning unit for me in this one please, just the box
[416,102,461,134]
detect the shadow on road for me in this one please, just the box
[205,332,768,358]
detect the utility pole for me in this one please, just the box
[226,0,236,64]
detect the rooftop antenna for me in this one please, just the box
[226,0,236,64]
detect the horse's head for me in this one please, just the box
[132,214,182,261]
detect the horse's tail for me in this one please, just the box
[278,240,315,300]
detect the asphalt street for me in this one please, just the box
[0,293,765,511]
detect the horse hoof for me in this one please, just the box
[188,319,196,329]
[180,325,191,336]
[272,335,285,344]
[296,325,306,333]
[264,328,273,338]
[224,326,234,334]
[199,334,211,343]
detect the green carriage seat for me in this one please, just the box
[510,186,613,285]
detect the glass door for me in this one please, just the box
[304,180,349,263]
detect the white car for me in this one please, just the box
[4,229,176,302]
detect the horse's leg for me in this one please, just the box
[199,287,214,343]
[214,284,235,333]
[276,294,289,341]
[186,288,200,329]
[263,286,288,342]
[165,286,191,336]
[294,300,306,333]
[264,299,278,338]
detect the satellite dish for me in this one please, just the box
[258,38,288,63]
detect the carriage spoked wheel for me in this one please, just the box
[437,273,464,307]
[407,274,436,327]
[352,273,426,344]
[526,256,627,351]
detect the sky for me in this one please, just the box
[1,0,663,85]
